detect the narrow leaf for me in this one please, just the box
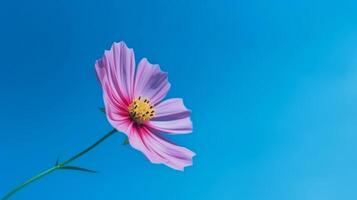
[99,107,105,113]
[60,166,98,173]
[123,136,129,145]
[55,156,60,166]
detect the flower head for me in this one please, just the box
[95,42,195,170]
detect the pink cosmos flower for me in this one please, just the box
[95,42,195,170]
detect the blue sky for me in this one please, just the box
[0,0,357,199]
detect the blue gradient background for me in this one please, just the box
[1,0,357,199]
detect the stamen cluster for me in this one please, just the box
[128,96,155,124]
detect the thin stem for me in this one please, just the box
[2,128,117,200]
[1,166,59,200]
[61,129,117,166]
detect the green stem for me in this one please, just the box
[2,128,117,200]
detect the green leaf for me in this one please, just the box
[123,136,129,145]
[99,107,105,113]
[55,156,61,166]
[60,166,98,173]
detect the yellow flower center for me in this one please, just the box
[128,96,155,124]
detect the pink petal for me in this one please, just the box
[134,58,170,105]
[128,126,195,171]
[102,79,128,111]
[146,98,192,134]
[97,66,132,134]
[147,118,193,134]
[96,58,126,107]
[95,41,135,105]
[95,42,136,133]
[105,104,132,135]
[152,98,191,121]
